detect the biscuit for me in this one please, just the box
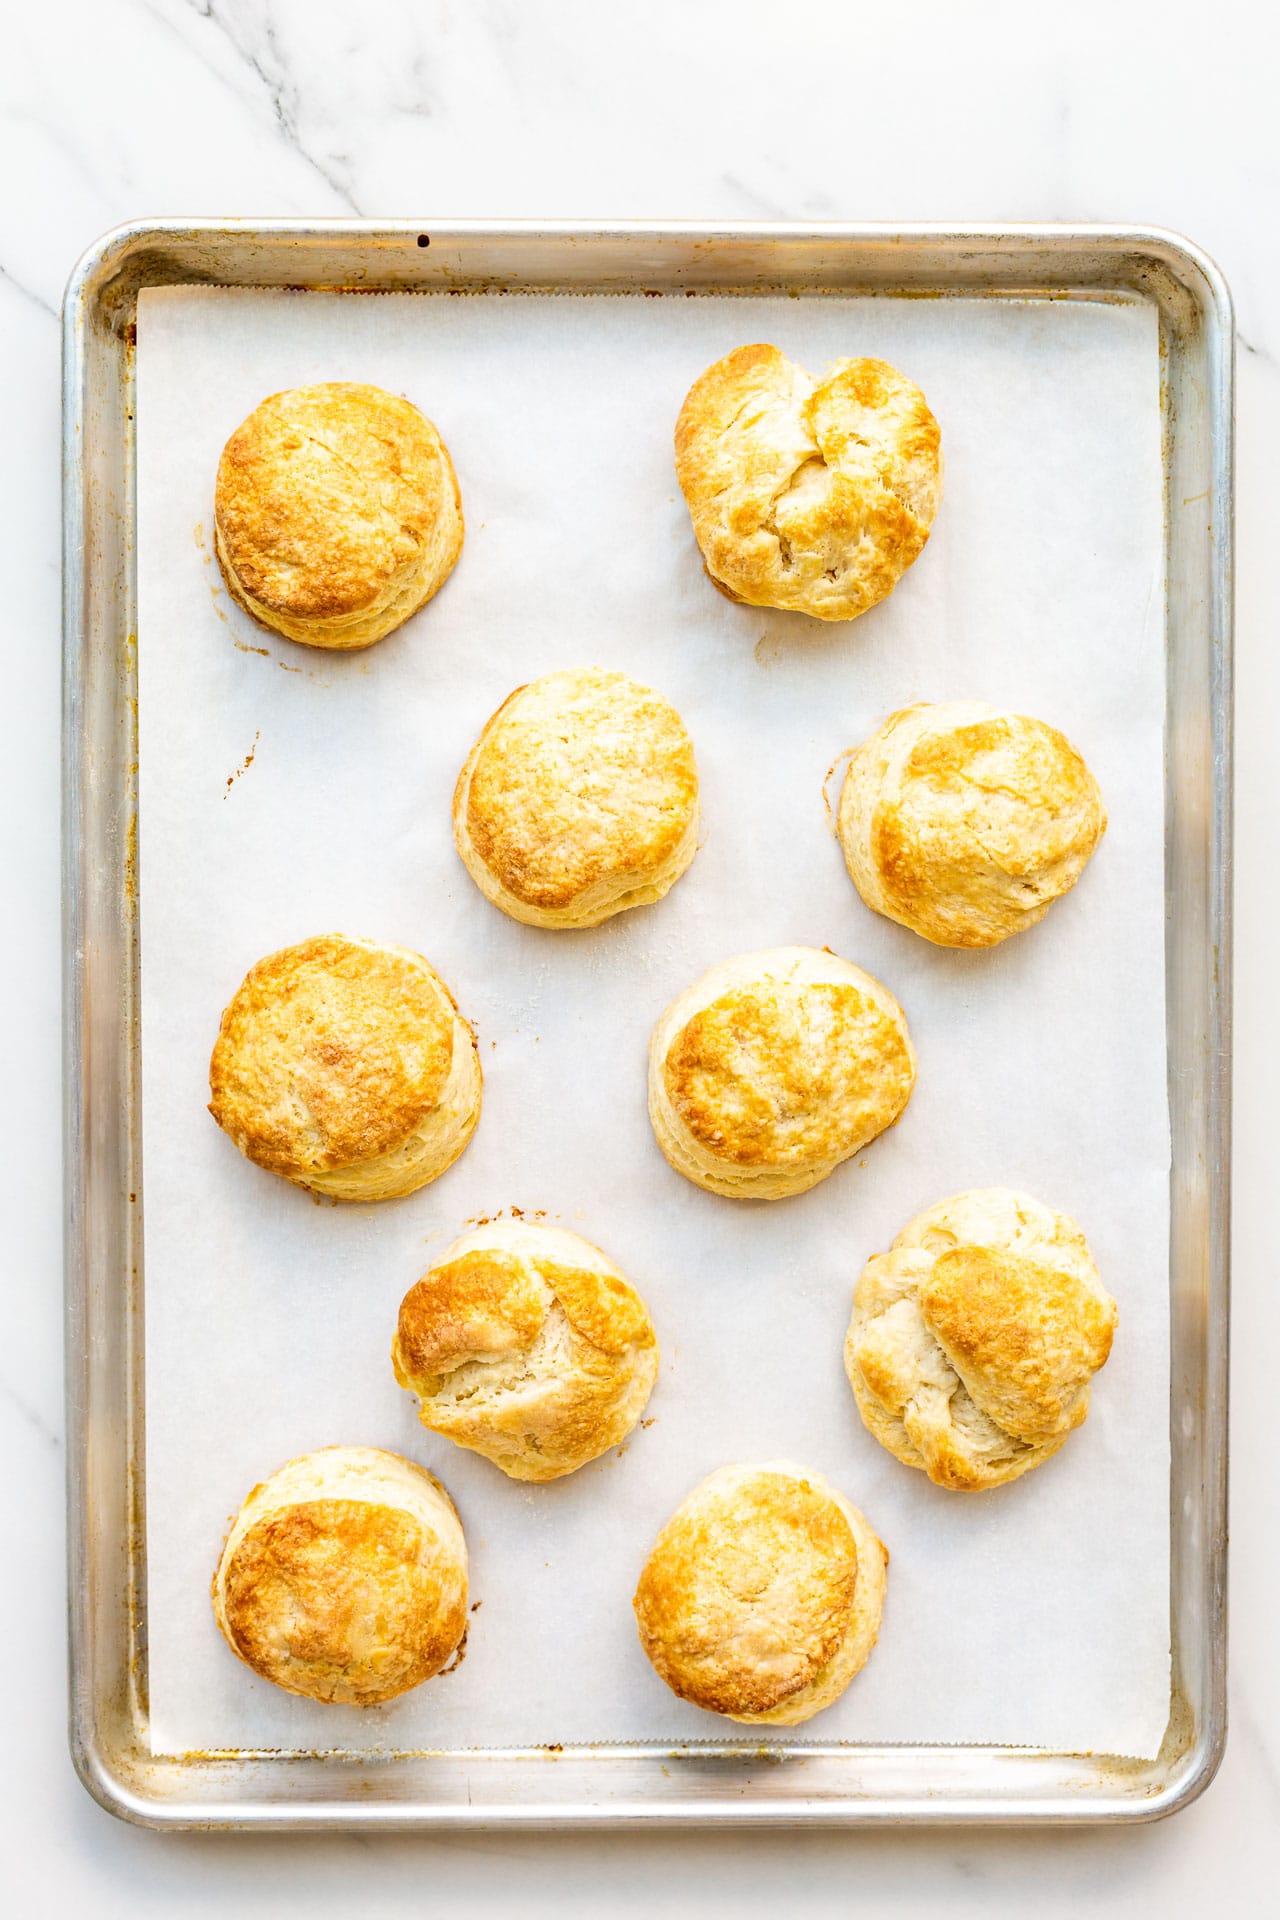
[214,382,463,648]
[212,1446,468,1704]
[453,668,700,928]
[392,1221,659,1481]
[675,345,941,621]
[648,946,915,1199]
[633,1463,887,1724]
[208,933,481,1201]
[845,1188,1118,1490]
[838,702,1107,947]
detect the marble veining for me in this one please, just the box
[170,0,365,211]
[0,258,57,319]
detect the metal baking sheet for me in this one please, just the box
[62,221,1232,1828]
[138,288,1171,1759]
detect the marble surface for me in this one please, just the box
[2,0,1277,1910]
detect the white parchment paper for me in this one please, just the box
[136,286,1169,1759]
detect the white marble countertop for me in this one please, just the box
[3,1,1276,1910]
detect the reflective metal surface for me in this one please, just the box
[62,222,1232,1827]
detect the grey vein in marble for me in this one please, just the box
[718,172,797,221]
[1237,330,1276,370]
[140,0,364,213]
[0,260,58,320]
[0,1376,62,1452]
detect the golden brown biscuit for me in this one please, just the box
[838,702,1107,948]
[633,1463,887,1724]
[208,934,481,1201]
[648,946,915,1199]
[214,382,463,648]
[392,1221,659,1481]
[845,1188,1118,1490]
[675,345,941,621]
[212,1446,467,1704]
[453,668,700,929]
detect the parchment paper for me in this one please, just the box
[136,285,1169,1759]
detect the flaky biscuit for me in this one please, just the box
[845,1188,1118,1491]
[208,934,482,1201]
[838,702,1107,947]
[648,946,915,1199]
[214,382,463,648]
[675,345,941,621]
[392,1221,659,1481]
[633,1463,887,1724]
[453,668,700,929]
[212,1446,467,1705]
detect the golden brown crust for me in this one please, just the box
[392,1223,659,1481]
[648,947,915,1199]
[838,702,1107,947]
[663,983,910,1170]
[921,1247,1116,1443]
[844,1189,1118,1490]
[219,1503,456,1704]
[633,1464,887,1723]
[549,1260,653,1355]
[452,668,700,928]
[209,935,451,1175]
[212,1447,468,1705]
[394,1250,548,1377]
[208,934,482,1200]
[675,346,941,622]
[214,382,463,649]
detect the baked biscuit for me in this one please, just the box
[648,946,915,1199]
[212,1446,467,1704]
[845,1188,1118,1491]
[392,1221,659,1481]
[208,934,481,1201]
[453,668,700,929]
[838,702,1107,947]
[633,1463,887,1724]
[214,382,463,648]
[675,345,941,621]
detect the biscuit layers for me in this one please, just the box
[393,1222,659,1481]
[453,668,700,929]
[208,934,481,1201]
[649,946,915,1199]
[212,1446,468,1704]
[845,1188,1118,1490]
[838,702,1107,947]
[676,345,941,621]
[633,1463,887,1724]
[214,382,463,648]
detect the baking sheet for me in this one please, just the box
[135,286,1169,1760]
